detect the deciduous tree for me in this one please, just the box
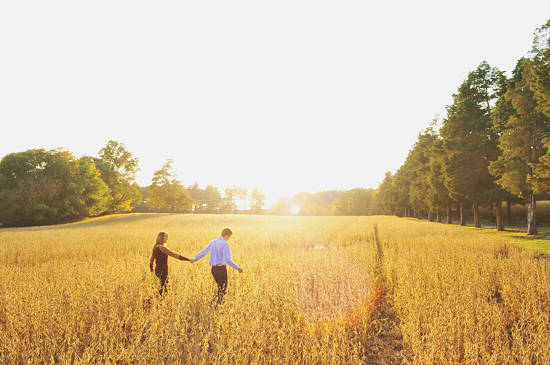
[203,185,222,213]
[250,188,266,214]
[0,149,109,227]
[94,140,141,214]
[220,187,236,214]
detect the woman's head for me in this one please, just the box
[156,232,168,245]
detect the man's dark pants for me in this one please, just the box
[211,265,228,303]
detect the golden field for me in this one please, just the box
[1,214,549,364]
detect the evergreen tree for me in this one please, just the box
[440,61,502,227]
[147,159,194,213]
[528,19,550,119]
[489,58,550,235]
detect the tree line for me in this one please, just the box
[0,140,269,227]
[4,20,547,228]
[0,139,377,227]
[371,20,550,235]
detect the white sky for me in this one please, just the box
[1,1,549,206]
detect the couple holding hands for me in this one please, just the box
[149,227,243,301]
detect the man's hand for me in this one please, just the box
[238,268,243,273]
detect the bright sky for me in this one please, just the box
[1,1,549,207]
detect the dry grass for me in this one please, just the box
[1,214,549,364]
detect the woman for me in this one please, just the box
[149,232,190,295]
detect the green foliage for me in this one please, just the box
[489,58,550,199]
[528,19,550,119]
[371,172,397,215]
[147,159,194,214]
[202,185,222,213]
[187,183,223,213]
[426,135,455,215]
[0,149,109,227]
[330,188,373,216]
[93,140,141,214]
[441,61,502,208]
[76,158,111,217]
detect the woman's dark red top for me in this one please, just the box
[153,245,168,273]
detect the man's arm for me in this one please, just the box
[192,241,212,262]
[222,243,242,271]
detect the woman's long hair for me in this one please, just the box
[154,232,168,249]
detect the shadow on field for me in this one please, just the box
[364,223,411,363]
[1,213,165,232]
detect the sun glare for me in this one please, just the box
[288,202,302,215]
[294,243,380,333]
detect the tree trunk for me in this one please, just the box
[506,199,513,224]
[527,192,538,235]
[473,204,481,228]
[447,208,453,224]
[495,202,505,231]
[460,205,466,226]
[428,212,434,222]
[437,212,443,223]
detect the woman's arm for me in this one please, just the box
[149,250,155,272]
[159,245,190,261]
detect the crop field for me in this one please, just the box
[1,214,550,364]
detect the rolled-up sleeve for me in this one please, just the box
[222,243,241,271]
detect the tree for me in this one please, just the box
[440,61,503,228]
[250,188,266,214]
[234,187,248,213]
[94,140,141,214]
[420,118,458,223]
[489,58,550,235]
[203,185,222,213]
[330,188,372,216]
[220,187,236,214]
[76,157,111,217]
[404,127,441,220]
[147,159,194,213]
[392,165,413,217]
[0,149,109,227]
[528,19,550,119]
[371,171,398,215]
[187,183,204,212]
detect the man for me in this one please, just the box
[191,227,243,302]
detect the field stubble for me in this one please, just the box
[1,214,549,364]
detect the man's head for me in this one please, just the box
[221,227,233,239]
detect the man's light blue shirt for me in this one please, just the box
[193,237,241,271]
